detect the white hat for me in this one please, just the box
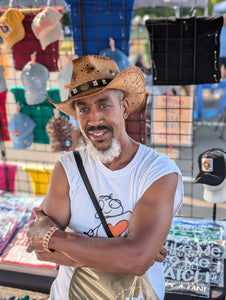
[31,7,62,50]
[57,63,73,101]
[203,179,226,204]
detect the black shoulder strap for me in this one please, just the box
[73,151,113,238]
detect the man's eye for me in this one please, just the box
[79,107,88,114]
[100,104,111,109]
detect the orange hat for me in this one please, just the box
[0,8,25,48]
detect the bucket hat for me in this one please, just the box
[194,148,226,186]
[46,55,146,119]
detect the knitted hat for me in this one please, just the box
[46,109,74,152]
[46,55,146,119]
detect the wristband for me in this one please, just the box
[42,226,59,253]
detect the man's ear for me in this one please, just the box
[122,98,129,120]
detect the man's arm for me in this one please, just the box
[28,160,83,267]
[27,167,178,275]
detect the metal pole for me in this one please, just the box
[79,0,86,56]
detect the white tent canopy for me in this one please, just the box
[134,0,207,8]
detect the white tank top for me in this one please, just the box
[49,144,183,300]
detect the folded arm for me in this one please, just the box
[27,161,177,274]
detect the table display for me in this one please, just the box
[0,194,225,296]
[164,218,226,298]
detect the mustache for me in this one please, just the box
[86,125,112,134]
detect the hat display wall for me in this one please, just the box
[12,13,59,72]
[0,8,25,48]
[46,55,146,119]
[203,180,226,204]
[99,38,131,71]
[194,148,226,186]
[8,106,36,150]
[21,56,49,105]
[31,7,62,51]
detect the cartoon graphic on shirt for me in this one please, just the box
[84,193,132,237]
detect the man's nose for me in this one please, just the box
[88,107,104,126]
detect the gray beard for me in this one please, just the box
[86,138,121,164]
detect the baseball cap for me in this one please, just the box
[0,66,6,93]
[194,148,226,186]
[8,112,36,150]
[57,63,73,101]
[99,48,131,71]
[21,61,49,105]
[0,8,25,48]
[31,7,62,50]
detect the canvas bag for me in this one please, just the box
[69,267,158,300]
[145,16,223,85]
[68,151,159,300]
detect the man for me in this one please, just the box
[27,55,183,300]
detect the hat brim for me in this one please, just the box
[40,22,62,50]
[194,172,225,186]
[46,65,146,119]
[12,133,34,150]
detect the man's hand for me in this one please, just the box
[26,207,60,253]
[154,246,167,263]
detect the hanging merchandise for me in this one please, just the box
[0,8,25,48]
[194,148,226,204]
[57,54,73,101]
[0,89,10,142]
[64,0,135,56]
[0,163,17,193]
[31,7,63,51]
[10,86,64,144]
[145,16,224,85]
[46,108,74,152]
[8,106,36,150]
[21,53,49,105]
[0,66,9,141]
[11,11,60,72]
[99,37,131,71]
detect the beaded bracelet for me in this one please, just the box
[42,226,59,253]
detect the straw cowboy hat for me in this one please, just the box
[46,55,146,119]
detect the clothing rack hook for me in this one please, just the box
[16,103,20,114]
[30,52,37,65]
[53,108,60,119]
[109,37,115,52]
